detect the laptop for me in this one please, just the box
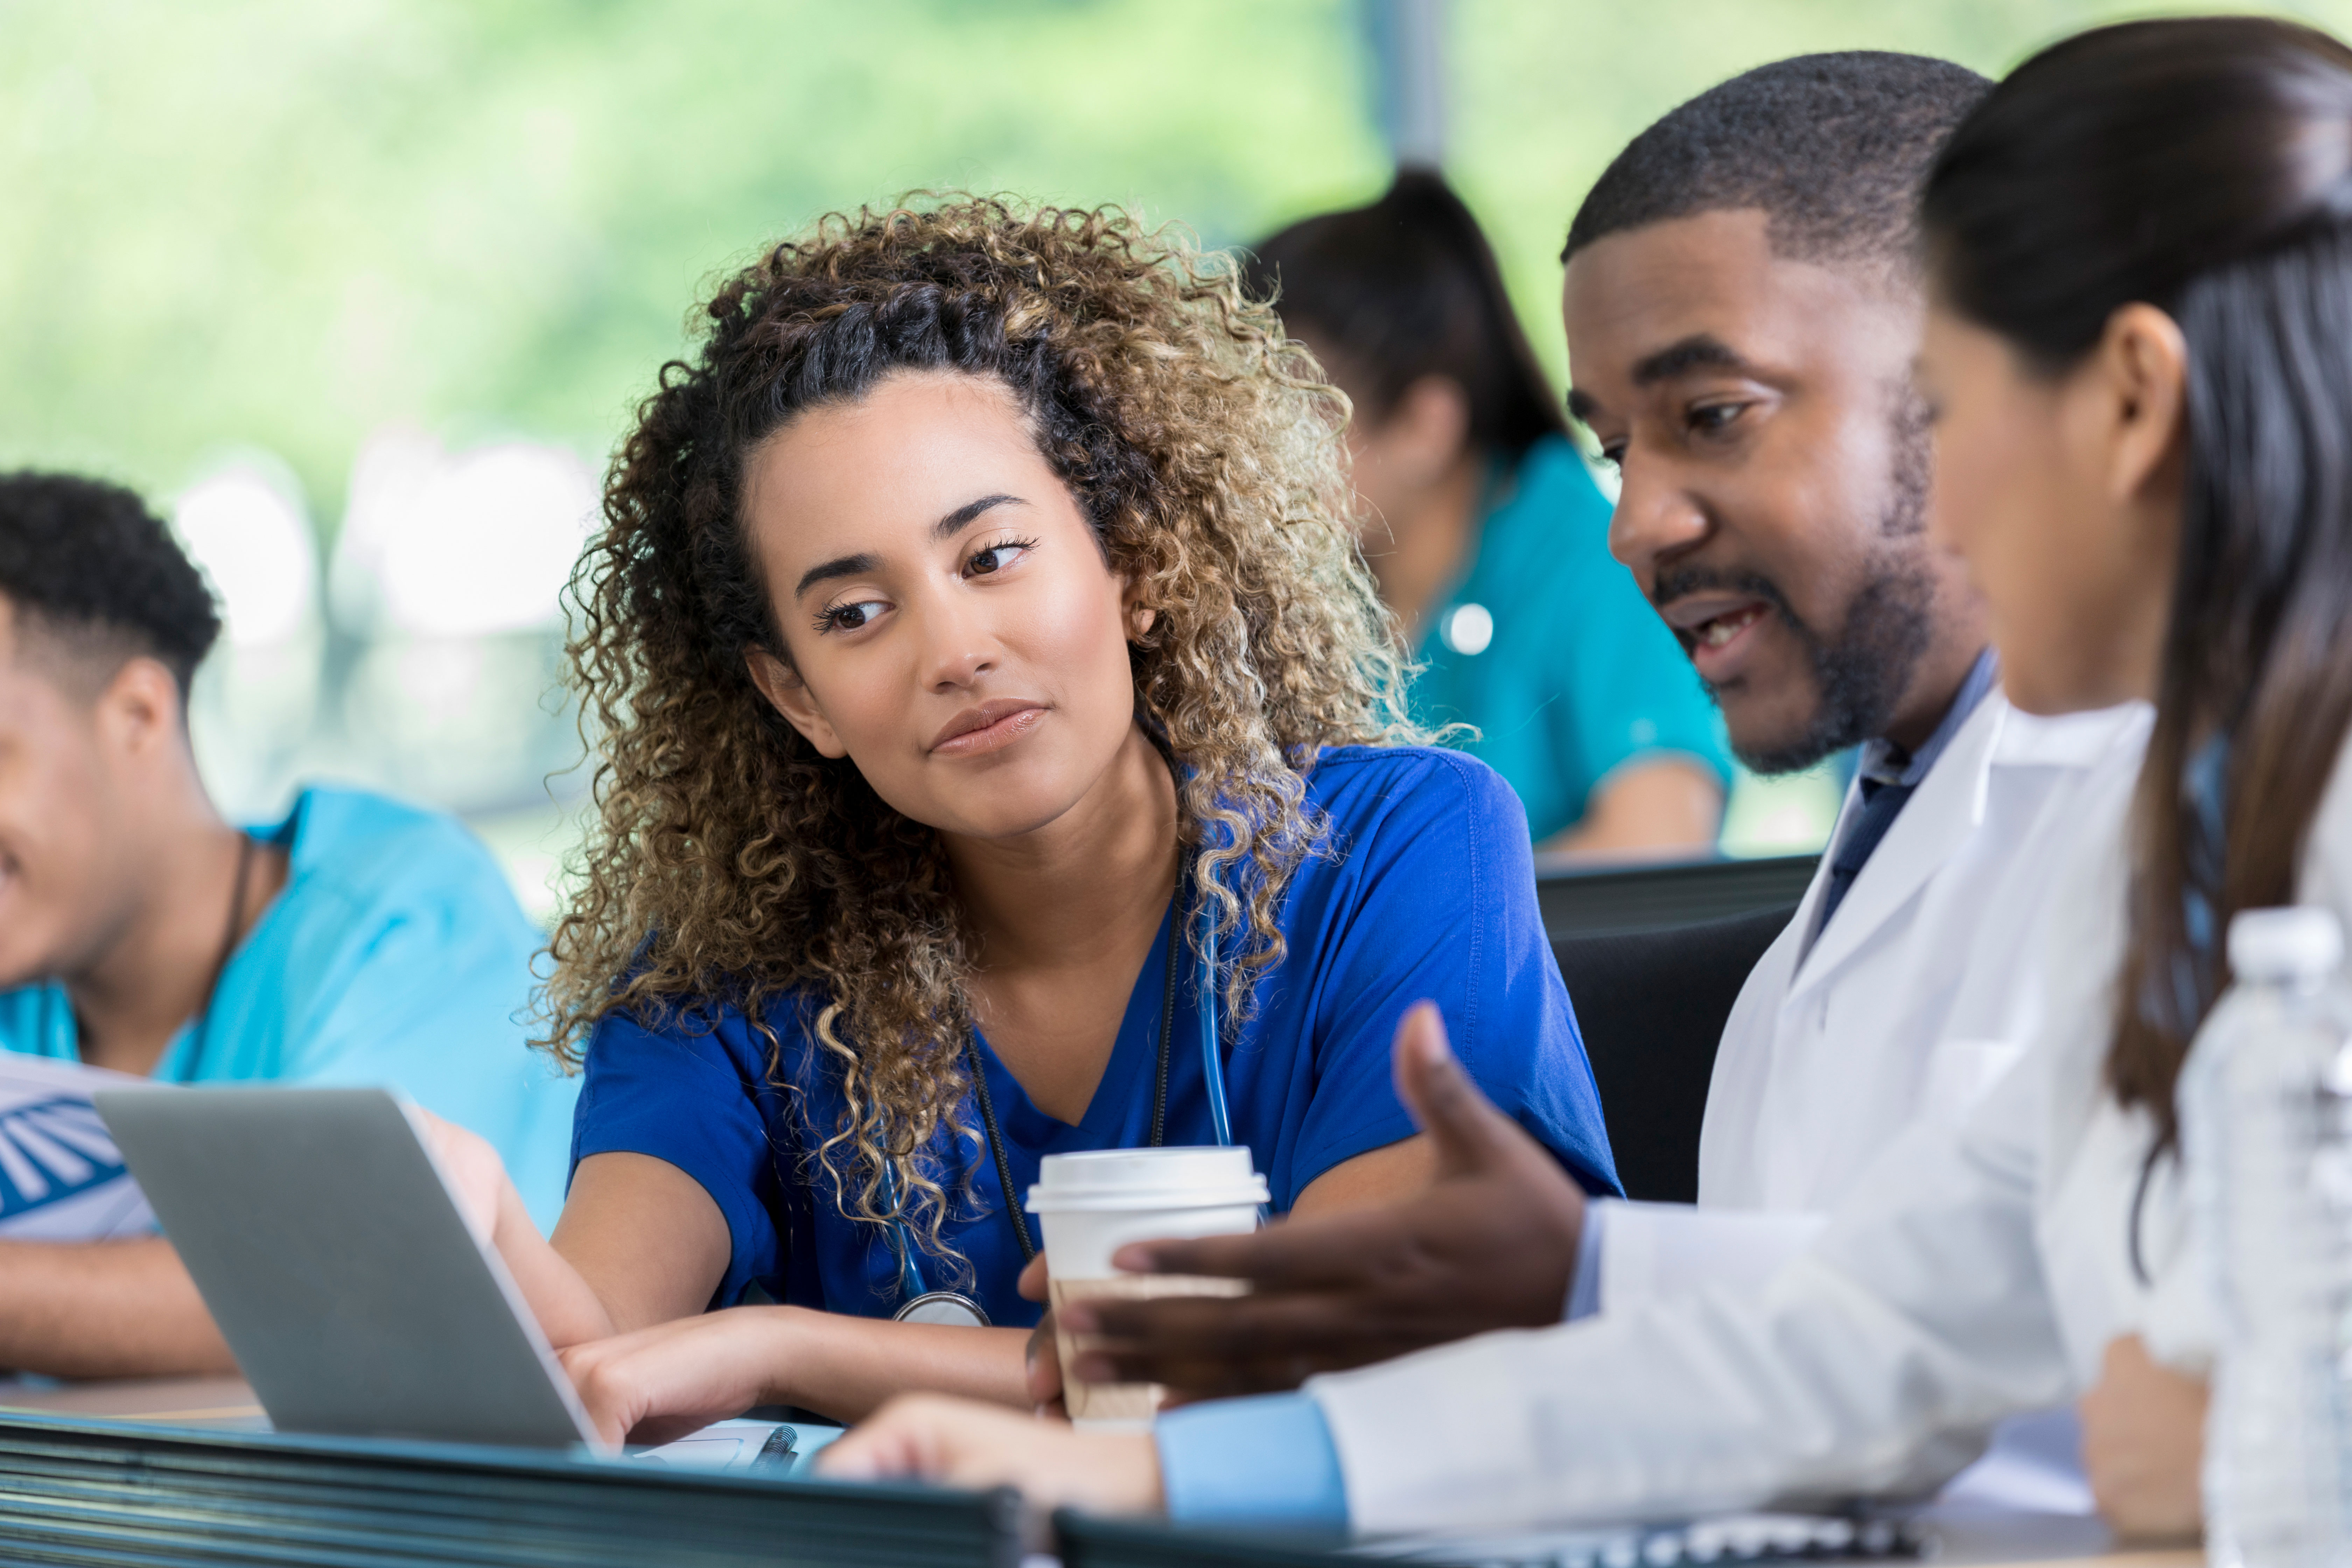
[93,1086,605,1452]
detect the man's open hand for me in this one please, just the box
[1060,1001,1589,1398]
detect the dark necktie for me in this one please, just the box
[1816,776,1917,932]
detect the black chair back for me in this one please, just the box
[1536,853,1816,938]
[1553,904,1798,1204]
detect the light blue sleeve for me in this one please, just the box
[0,986,74,1060]
[1566,1198,1612,1320]
[1156,1392,1350,1529]
[264,904,579,1232]
[219,809,580,1233]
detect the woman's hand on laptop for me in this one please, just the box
[561,1310,787,1447]
[560,1306,1037,1442]
[820,1393,1163,1513]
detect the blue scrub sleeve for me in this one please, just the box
[1556,565,1730,802]
[573,1012,784,1306]
[1157,1392,1350,1528]
[1290,754,1621,1199]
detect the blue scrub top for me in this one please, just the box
[574,744,1619,1328]
[0,786,580,1231]
[1414,435,1730,841]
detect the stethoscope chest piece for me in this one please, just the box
[891,1290,992,1328]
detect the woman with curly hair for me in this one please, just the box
[441,195,1618,1440]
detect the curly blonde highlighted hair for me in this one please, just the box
[546,195,1420,1266]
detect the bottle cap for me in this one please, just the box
[2227,906,2345,980]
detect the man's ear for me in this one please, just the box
[745,647,848,759]
[92,657,186,762]
[2088,302,2190,507]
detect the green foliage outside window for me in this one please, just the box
[8,0,2342,517]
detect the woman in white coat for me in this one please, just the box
[819,13,2352,1539]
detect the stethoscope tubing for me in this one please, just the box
[890,877,1228,1318]
[1195,889,1232,1149]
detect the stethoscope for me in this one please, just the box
[888,869,1230,1329]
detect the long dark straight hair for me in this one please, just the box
[1244,171,1567,463]
[1924,17,2352,1149]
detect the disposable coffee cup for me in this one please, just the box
[1028,1147,1268,1428]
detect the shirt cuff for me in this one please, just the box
[1565,1198,1613,1320]
[1156,1392,1349,1529]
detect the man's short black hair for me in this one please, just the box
[1564,52,1991,274]
[0,471,220,699]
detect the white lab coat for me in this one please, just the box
[1306,712,2329,1538]
[1595,693,2154,1311]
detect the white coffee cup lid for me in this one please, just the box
[1026,1146,1269,1213]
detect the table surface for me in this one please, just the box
[0,1372,265,1425]
[0,1377,2204,1568]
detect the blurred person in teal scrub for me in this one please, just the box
[0,472,576,1377]
[1248,173,1729,854]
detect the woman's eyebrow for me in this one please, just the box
[933,493,1024,541]
[794,551,879,598]
[793,496,1029,598]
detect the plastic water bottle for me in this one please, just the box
[2180,906,2352,1568]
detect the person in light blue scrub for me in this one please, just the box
[0,472,574,1379]
[0,788,576,1227]
[1247,173,1730,852]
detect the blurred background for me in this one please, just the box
[5,0,2342,919]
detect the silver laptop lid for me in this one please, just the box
[94,1086,598,1451]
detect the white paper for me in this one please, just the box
[0,1055,159,1240]
[634,1418,842,1474]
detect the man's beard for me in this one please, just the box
[1667,396,1938,777]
